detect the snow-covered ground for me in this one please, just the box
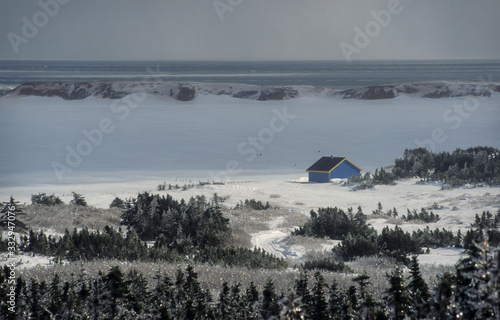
[1,92,499,267]
[0,252,55,269]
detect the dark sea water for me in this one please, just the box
[0,60,499,93]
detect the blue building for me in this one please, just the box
[307,156,362,183]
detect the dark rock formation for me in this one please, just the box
[233,90,259,99]
[257,88,298,101]
[4,81,498,102]
[170,84,196,101]
[339,85,396,100]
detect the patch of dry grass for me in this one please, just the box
[23,204,122,233]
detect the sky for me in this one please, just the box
[0,0,499,61]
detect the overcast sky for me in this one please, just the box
[1,0,499,61]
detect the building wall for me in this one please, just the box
[330,161,361,179]
[308,171,330,183]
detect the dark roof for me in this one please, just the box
[307,156,347,172]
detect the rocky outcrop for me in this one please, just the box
[339,85,396,100]
[170,84,196,101]
[232,90,259,99]
[4,81,499,101]
[257,88,299,101]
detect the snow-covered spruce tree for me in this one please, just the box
[48,273,63,316]
[0,267,17,319]
[152,273,175,319]
[218,282,232,319]
[352,274,380,320]
[346,285,358,319]
[328,280,349,320]
[310,272,329,320]
[70,192,87,206]
[60,278,84,318]
[455,231,497,319]
[172,268,189,319]
[408,255,430,318]
[28,279,49,319]
[125,269,153,316]
[385,266,410,320]
[430,271,460,320]
[14,276,30,319]
[279,290,304,320]
[184,265,214,319]
[294,271,311,318]
[0,196,28,234]
[261,279,281,320]
[104,266,128,318]
[31,192,64,206]
[228,283,248,320]
[109,196,125,209]
[490,247,500,319]
[244,281,261,319]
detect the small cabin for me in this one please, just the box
[306,156,362,183]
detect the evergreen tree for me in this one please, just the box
[48,274,63,316]
[310,272,329,320]
[31,193,63,206]
[279,290,305,320]
[0,196,28,233]
[172,269,188,320]
[70,192,87,206]
[408,255,430,318]
[109,196,126,209]
[294,271,311,317]
[153,274,174,320]
[353,274,378,320]
[229,283,247,320]
[385,266,410,320]
[261,279,280,320]
[28,279,49,319]
[328,280,347,320]
[125,269,152,316]
[245,282,261,320]
[430,271,457,320]
[246,281,260,304]
[456,232,497,319]
[15,276,30,319]
[489,247,500,318]
[454,229,463,248]
[346,285,358,319]
[184,265,211,319]
[104,266,128,318]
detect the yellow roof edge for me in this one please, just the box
[308,158,363,173]
[344,158,363,171]
[327,158,363,173]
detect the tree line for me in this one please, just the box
[12,225,286,270]
[348,146,500,188]
[1,239,499,319]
